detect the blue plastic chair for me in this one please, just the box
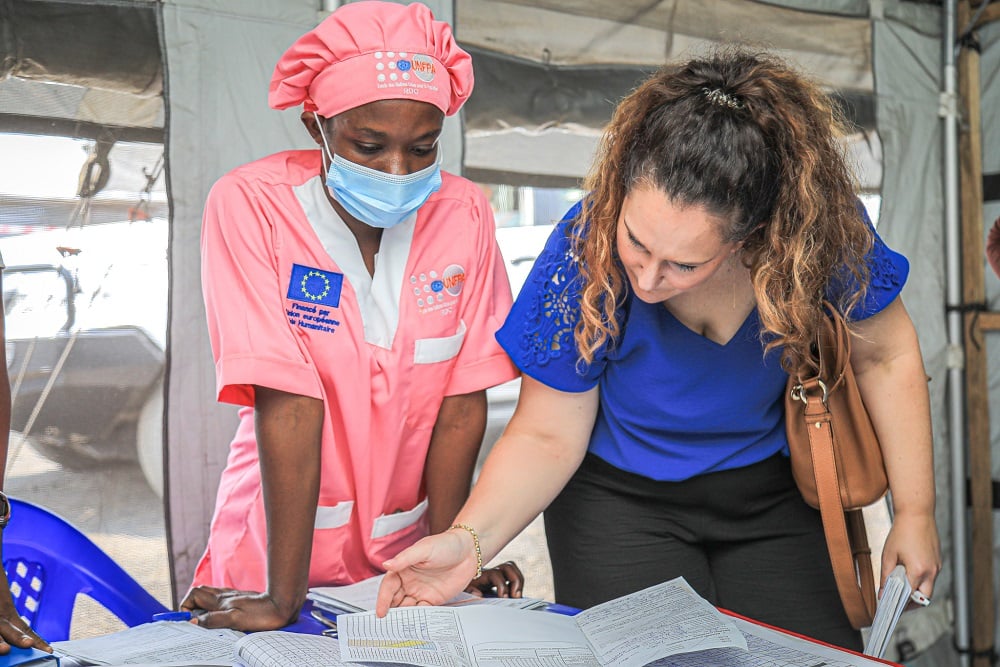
[2,497,168,641]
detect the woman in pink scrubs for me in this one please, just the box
[182,1,521,631]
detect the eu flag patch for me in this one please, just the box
[287,264,343,308]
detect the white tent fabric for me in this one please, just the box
[160,0,318,598]
[456,0,873,89]
[149,2,980,664]
[870,13,955,656]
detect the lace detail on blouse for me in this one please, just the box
[868,239,904,294]
[517,241,582,367]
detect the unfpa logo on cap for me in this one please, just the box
[411,54,436,82]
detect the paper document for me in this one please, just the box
[51,621,243,666]
[0,645,59,666]
[338,577,747,667]
[308,574,548,615]
[864,564,912,659]
[233,631,347,667]
[308,576,384,612]
[666,615,898,667]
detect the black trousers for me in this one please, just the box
[543,452,862,651]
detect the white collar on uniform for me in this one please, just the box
[293,176,416,350]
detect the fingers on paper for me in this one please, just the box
[180,585,224,612]
[0,619,51,654]
[374,572,404,618]
[466,561,524,599]
[191,608,241,630]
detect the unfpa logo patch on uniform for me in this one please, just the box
[442,264,466,296]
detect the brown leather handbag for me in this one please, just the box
[785,304,888,630]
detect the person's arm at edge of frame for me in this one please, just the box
[850,296,942,606]
[0,270,53,653]
[182,386,323,631]
[424,389,524,598]
[986,216,1000,280]
[375,376,598,616]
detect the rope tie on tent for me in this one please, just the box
[14,330,81,468]
[129,153,164,222]
[946,301,988,350]
[20,332,79,438]
[958,31,981,54]
[951,637,996,664]
[946,301,988,313]
[67,138,113,229]
[6,339,37,467]
[956,0,991,55]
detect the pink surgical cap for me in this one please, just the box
[268,1,473,118]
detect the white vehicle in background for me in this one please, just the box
[3,219,167,494]
[481,186,578,457]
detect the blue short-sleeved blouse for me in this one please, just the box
[496,201,909,481]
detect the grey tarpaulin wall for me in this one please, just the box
[153,1,981,662]
[160,0,319,602]
[870,6,954,657]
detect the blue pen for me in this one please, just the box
[544,603,581,616]
[152,610,193,622]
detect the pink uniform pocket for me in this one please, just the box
[367,497,429,567]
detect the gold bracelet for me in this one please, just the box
[449,523,482,579]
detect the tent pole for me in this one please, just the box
[943,1,971,665]
[956,1,993,664]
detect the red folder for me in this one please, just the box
[720,608,903,666]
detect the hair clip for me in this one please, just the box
[702,87,744,110]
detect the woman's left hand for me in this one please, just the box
[879,510,941,611]
[181,585,300,632]
[0,583,50,654]
[463,561,524,599]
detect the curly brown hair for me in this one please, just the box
[571,47,872,376]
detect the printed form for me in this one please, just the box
[338,578,747,667]
[50,621,243,665]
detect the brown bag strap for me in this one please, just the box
[802,379,877,629]
[795,302,851,390]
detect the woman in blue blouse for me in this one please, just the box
[375,48,941,649]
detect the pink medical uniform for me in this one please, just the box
[193,150,518,591]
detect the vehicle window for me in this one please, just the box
[480,184,583,297]
[3,267,74,340]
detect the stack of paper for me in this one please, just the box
[335,577,895,667]
[864,564,912,659]
[50,621,244,665]
[0,645,58,666]
[308,573,549,615]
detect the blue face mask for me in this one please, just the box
[315,116,442,229]
[325,154,441,229]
